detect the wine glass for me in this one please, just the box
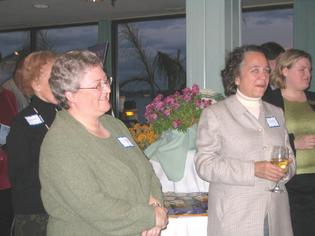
[269,145,289,193]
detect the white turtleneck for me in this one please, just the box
[236,89,262,119]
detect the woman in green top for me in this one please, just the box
[39,50,168,236]
[263,48,315,236]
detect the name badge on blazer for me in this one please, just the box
[117,137,135,148]
[266,116,280,128]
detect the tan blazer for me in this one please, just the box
[195,95,295,236]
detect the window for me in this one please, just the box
[36,24,98,53]
[242,8,293,48]
[0,31,30,57]
[115,17,186,125]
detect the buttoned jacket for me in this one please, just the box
[195,95,295,236]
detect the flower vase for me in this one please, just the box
[144,124,197,182]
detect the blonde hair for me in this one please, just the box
[271,49,312,89]
[15,51,56,97]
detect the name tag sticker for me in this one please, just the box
[117,137,134,148]
[266,117,280,128]
[0,123,10,145]
[24,115,44,126]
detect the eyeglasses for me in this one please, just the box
[78,77,112,90]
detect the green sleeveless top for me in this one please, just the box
[284,99,315,174]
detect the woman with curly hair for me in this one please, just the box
[195,45,295,236]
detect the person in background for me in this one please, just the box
[261,42,285,95]
[261,42,285,71]
[0,79,17,236]
[7,51,58,236]
[3,58,30,112]
[195,45,295,236]
[263,48,315,236]
[39,50,167,236]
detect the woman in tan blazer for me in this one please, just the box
[195,45,295,236]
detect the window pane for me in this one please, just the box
[242,8,293,48]
[116,17,186,125]
[0,31,30,83]
[0,31,30,57]
[36,25,98,53]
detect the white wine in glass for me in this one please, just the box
[269,146,289,193]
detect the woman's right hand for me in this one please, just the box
[294,134,315,150]
[255,161,286,182]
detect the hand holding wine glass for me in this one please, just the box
[269,145,289,193]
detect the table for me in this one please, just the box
[161,192,208,236]
[161,215,208,236]
[150,150,209,236]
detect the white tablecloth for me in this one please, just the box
[150,149,209,193]
[150,149,209,236]
[161,216,208,236]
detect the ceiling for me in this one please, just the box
[0,0,293,31]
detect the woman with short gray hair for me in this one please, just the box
[39,50,168,236]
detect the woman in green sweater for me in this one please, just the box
[263,49,315,236]
[39,50,168,236]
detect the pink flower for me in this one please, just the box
[192,84,199,95]
[172,102,180,109]
[155,101,165,111]
[164,96,175,105]
[163,109,171,117]
[182,87,191,96]
[147,113,158,122]
[153,94,163,102]
[183,94,192,102]
[195,99,202,108]
[172,119,182,128]
[144,85,221,134]
[202,99,211,108]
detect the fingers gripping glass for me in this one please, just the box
[269,146,289,193]
[78,77,112,90]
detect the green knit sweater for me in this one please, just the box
[39,110,163,236]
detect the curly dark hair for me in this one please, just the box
[221,45,265,96]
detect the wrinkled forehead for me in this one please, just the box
[241,51,268,68]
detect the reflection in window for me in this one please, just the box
[36,25,98,53]
[0,31,30,57]
[242,8,293,48]
[116,17,186,125]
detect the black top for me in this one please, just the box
[7,96,58,214]
[263,88,315,155]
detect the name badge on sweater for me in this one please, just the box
[24,114,44,126]
[266,116,280,128]
[117,137,134,148]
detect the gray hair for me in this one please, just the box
[49,50,103,109]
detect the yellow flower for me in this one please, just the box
[129,123,159,150]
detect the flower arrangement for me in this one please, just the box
[144,84,222,135]
[129,123,159,150]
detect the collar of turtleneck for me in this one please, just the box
[236,89,262,119]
